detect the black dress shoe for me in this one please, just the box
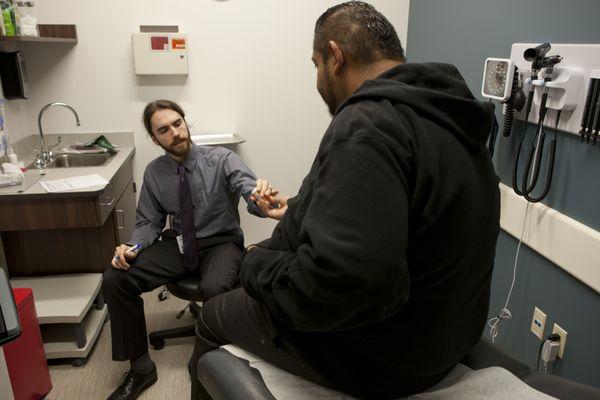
[107,366,158,400]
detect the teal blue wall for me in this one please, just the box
[407,0,600,388]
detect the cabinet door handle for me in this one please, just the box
[99,196,115,207]
[115,209,125,229]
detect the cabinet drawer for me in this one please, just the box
[2,215,117,276]
[0,196,98,231]
[95,157,133,226]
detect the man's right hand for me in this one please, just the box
[111,244,140,270]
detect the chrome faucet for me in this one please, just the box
[34,102,81,168]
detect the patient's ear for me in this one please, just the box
[150,135,159,146]
[328,40,345,76]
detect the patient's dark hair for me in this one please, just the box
[143,100,186,137]
[314,1,405,65]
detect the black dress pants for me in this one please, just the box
[189,287,336,400]
[102,232,241,362]
[190,288,451,400]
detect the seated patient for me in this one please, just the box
[102,99,273,400]
[191,2,500,400]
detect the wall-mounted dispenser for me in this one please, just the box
[0,51,29,99]
[132,25,188,75]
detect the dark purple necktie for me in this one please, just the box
[178,164,199,271]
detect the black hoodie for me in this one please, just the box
[241,63,500,399]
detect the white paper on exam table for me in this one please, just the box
[40,174,109,193]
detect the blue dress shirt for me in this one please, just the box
[130,144,264,250]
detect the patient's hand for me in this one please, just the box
[258,194,289,220]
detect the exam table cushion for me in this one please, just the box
[198,344,560,400]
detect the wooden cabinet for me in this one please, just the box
[0,158,133,231]
[0,157,136,277]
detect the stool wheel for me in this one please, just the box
[150,338,165,350]
[158,289,169,301]
[72,356,89,367]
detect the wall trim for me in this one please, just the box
[499,183,600,294]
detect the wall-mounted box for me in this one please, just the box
[132,32,188,75]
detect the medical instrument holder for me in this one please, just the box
[529,66,584,111]
[510,43,600,136]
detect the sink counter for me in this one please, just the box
[2,146,136,198]
[0,132,135,199]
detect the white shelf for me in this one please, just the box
[41,305,107,359]
[191,133,245,146]
[10,273,102,324]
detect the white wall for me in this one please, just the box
[2,0,410,244]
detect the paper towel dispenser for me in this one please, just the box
[0,51,30,99]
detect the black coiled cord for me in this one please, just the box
[502,68,521,137]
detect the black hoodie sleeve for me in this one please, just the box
[241,134,412,332]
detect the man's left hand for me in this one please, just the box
[254,178,276,198]
[252,178,277,203]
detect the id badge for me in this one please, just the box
[176,234,184,254]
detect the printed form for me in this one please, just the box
[40,174,109,192]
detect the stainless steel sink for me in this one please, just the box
[28,152,115,169]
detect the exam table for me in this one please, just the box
[196,339,600,400]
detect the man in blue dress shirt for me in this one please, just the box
[102,99,273,400]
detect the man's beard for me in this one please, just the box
[161,137,192,158]
[324,92,338,116]
[320,68,341,116]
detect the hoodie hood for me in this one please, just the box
[338,62,495,152]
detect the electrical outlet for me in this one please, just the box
[552,323,568,359]
[530,307,547,340]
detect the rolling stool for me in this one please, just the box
[149,276,202,350]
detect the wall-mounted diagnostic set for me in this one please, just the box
[482,43,600,202]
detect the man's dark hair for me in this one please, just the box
[142,99,186,137]
[314,1,405,65]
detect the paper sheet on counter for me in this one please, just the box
[40,174,109,192]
